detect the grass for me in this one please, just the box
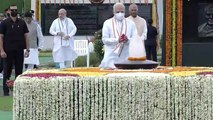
[39,51,52,57]
[0,96,13,111]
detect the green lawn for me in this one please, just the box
[0,96,13,111]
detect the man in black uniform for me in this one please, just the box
[0,5,30,96]
[145,19,159,62]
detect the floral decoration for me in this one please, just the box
[196,71,213,76]
[13,66,213,120]
[22,73,79,78]
[128,56,146,61]
[21,66,213,77]
[166,0,172,66]
[165,0,183,66]
[177,0,183,65]
[6,80,14,91]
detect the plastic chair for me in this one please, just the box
[74,40,90,67]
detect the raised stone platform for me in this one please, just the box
[114,60,159,69]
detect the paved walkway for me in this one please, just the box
[0,110,12,120]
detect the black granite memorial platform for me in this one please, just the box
[114,60,159,69]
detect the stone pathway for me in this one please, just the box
[0,110,12,120]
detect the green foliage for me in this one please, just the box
[39,50,52,57]
[93,30,104,62]
[75,53,100,67]
[39,52,52,57]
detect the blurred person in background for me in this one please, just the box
[4,8,10,18]
[24,11,44,70]
[0,13,5,78]
[145,19,159,62]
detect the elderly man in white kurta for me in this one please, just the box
[49,8,77,68]
[99,3,137,69]
[127,4,147,60]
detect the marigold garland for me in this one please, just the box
[165,0,183,66]
[177,0,183,66]
[128,57,146,61]
[22,67,213,77]
[171,0,177,66]
[166,0,172,66]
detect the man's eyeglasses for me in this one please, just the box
[10,9,18,12]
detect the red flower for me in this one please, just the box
[119,34,128,43]
[6,80,14,91]
[197,71,213,76]
[22,73,80,78]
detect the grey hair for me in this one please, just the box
[129,3,138,11]
[113,2,125,13]
[58,8,67,14]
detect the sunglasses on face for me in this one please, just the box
[11,9,18,12]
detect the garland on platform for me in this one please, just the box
[171,0,176,66]
[22,67,213,77]
[165,0,172,66]
[177,0,183,66]
[35,0,40,23]
[165,0,183,66]
[13,70,213,119]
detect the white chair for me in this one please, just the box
[74,40,90,67]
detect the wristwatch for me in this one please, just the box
[26,49,30,52]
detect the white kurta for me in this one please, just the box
[49,17,78,63]
[127,16,147,59]
[99,17,137,69]
[24,48,39,65]
[24,23,44,65]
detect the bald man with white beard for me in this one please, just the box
[49,8,77,68]
[99,2,137,69]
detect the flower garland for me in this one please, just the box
[177,0,183,66]
[197,71,213,76]
[165,0,172,66]
[22,67,213,77]
[165,0,183,66]
[171,0,177,66]
[14,72,213,119]
[22,73,79,78]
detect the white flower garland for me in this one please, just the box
[13,75,213,120]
